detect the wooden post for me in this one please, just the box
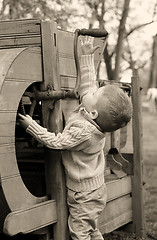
[131,69,145,237]
[41,20,69,240]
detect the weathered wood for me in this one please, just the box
[0,18,144,239]
[111,169,127,178]
[131,70,145,237]
[99,195,132,234]
[0,19,41,35]
[6,47,42,77]
[41,20,69,240]
[0,48,26,91]
[107,154,122,170]
[0,46,48,215]
[0,112,15,145]
[120,125,128,149]
[107,152,133,176]
[0,47,42,111]
[0,143,40,211]
[0,19,41,48]
[0,37,41,49]
[106,176,132,202]
[58,28,106,90]
[3,200,57,236]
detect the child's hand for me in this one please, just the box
[80,36,100,55]
[18,113,33,130]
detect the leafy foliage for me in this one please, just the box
[0,0,156,85]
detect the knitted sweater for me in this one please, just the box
[78,54,98,100]
[26,54,106,192]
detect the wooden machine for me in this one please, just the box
[0,19,145,239]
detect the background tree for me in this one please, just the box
[0,0,157,87]
[0,0,50,19]
[148,34,157,88]
[0,0,76,29]
[82,0,157,83]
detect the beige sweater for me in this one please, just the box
[26,54,106,192]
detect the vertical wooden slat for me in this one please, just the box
[131,69,145,237]
[41,20,69,240]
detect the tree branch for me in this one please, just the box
[126,20,157,37]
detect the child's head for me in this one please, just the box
[82,84,132,132]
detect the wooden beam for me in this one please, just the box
[41,20,69,240]
[3,200,57,236]
[106,176,132,202]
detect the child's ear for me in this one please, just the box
[89,110,98,119]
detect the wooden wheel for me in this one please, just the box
[0,47,57,236]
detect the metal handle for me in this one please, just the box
[77,28,108,38]
[73,29,81,98]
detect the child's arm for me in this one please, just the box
[18,114,93,150]
[78,36,100,100]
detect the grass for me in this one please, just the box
[143,108,157,240]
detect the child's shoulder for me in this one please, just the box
[66,113,96,132]
[68,117,95,129]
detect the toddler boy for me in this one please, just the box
[18,36,132,240]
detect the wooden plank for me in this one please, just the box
[0,143,41,211]
[0,81,31,110]
[57,29,76,78]
[60,76,76,90]
[0,45,44,213]
[0,36,41,49]
[100,211,132,234]
[0,19,41,35]
[106,176,131,202]
[99,195,132,234]
[41,20,69,240]
[3,200,57,236]
[0,48,26,92]
[0,48,42,111]
[6,47,42,81]
[0,112,15,144]
[131,70,145,237]
[0,19,41,48]
[0,144,18,177]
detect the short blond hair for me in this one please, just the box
[96,85,132,130]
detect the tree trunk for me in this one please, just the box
[114,0,131,80]
[148,34,157,88]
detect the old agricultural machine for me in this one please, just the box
[0,19,145,240]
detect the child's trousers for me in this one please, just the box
[67,183,107,240]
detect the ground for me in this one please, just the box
[103,105,157,240]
